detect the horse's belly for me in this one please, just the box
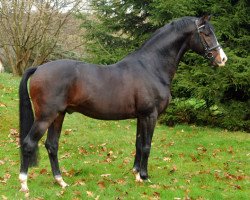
[67,100,136,120]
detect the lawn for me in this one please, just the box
[0,72,249,199]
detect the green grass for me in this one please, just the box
[0,72,249,199]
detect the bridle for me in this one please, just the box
[195,20,221,62]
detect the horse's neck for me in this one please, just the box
[133,26,191,82]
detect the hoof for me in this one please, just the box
[135,173,143,182]
[19,187,29,193]
[55,175,69,188]
[134,171,151,183]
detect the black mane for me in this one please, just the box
[139,16,197,50]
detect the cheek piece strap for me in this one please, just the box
[195,20,221,62]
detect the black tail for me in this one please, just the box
[19,67,38,166]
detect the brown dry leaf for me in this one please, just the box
[149,184,161,189]
[123,157,131,164]
[95,196,100,200]
[34,197,44,200]
[197,146,207,153]
[74,190,82,196]
[97,181,106,189]
[214,172,220,180]
[40,169,47,175]
[190,154,198,162]
[73,179,86,186]
[1,195,7,200]
[228,146,234,154]
[169,165,177,173]
[116,179,126,185]
[1,173,11,183]
[233,185,242,190]
[78,147,88,155]
[167,141,175,147]
[104,157,112,163]
[107,150,113,157]
[0,102,7,107]
[56,190,66,197]
[152,192,160,200]
[179,153,184,158]
[101,174,111,177]
[9,129,19,145]
[163,157,171,162]
[61,152,71,159]
[86,191,94,197]
[64,129,73,135]
[0,160,5,165]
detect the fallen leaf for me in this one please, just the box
[190,154,199,162]
[95,195,100,200]
[149,184,161,189]
[1,195,7,200]
[101,174,111,177]
[116,179,126,185]
[56,190,66,197]
[86,191,94,197]
[153,191,160,199]
[73,179,86,186]
[228,146,234,154]
[233,185,242,190]
[78,147,88,155]
[64,129,73,135]
[0,102,7,107]
[74,190,82,196]
[97,181,106,189]
[169,165,177,173]
[163,157,171,162]
[40,169,47,175]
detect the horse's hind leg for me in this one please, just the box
[45,112,68,188]
[19,118,54,192]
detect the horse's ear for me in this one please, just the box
[197,15,211,26]
[203,14,211,21]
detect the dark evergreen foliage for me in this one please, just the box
[78,0,250,131]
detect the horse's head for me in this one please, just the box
[191,15,227,67]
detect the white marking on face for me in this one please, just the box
[217,48,228,66]
[210,28,227,66]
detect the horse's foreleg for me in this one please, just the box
[136,111,157,182]
[133,118,142,174]
[19,120,51,192]
[45,112,68,188]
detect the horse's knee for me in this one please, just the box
[22,139,37,156]
[45,141,58,156]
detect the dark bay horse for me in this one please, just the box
[19,15,227,192]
